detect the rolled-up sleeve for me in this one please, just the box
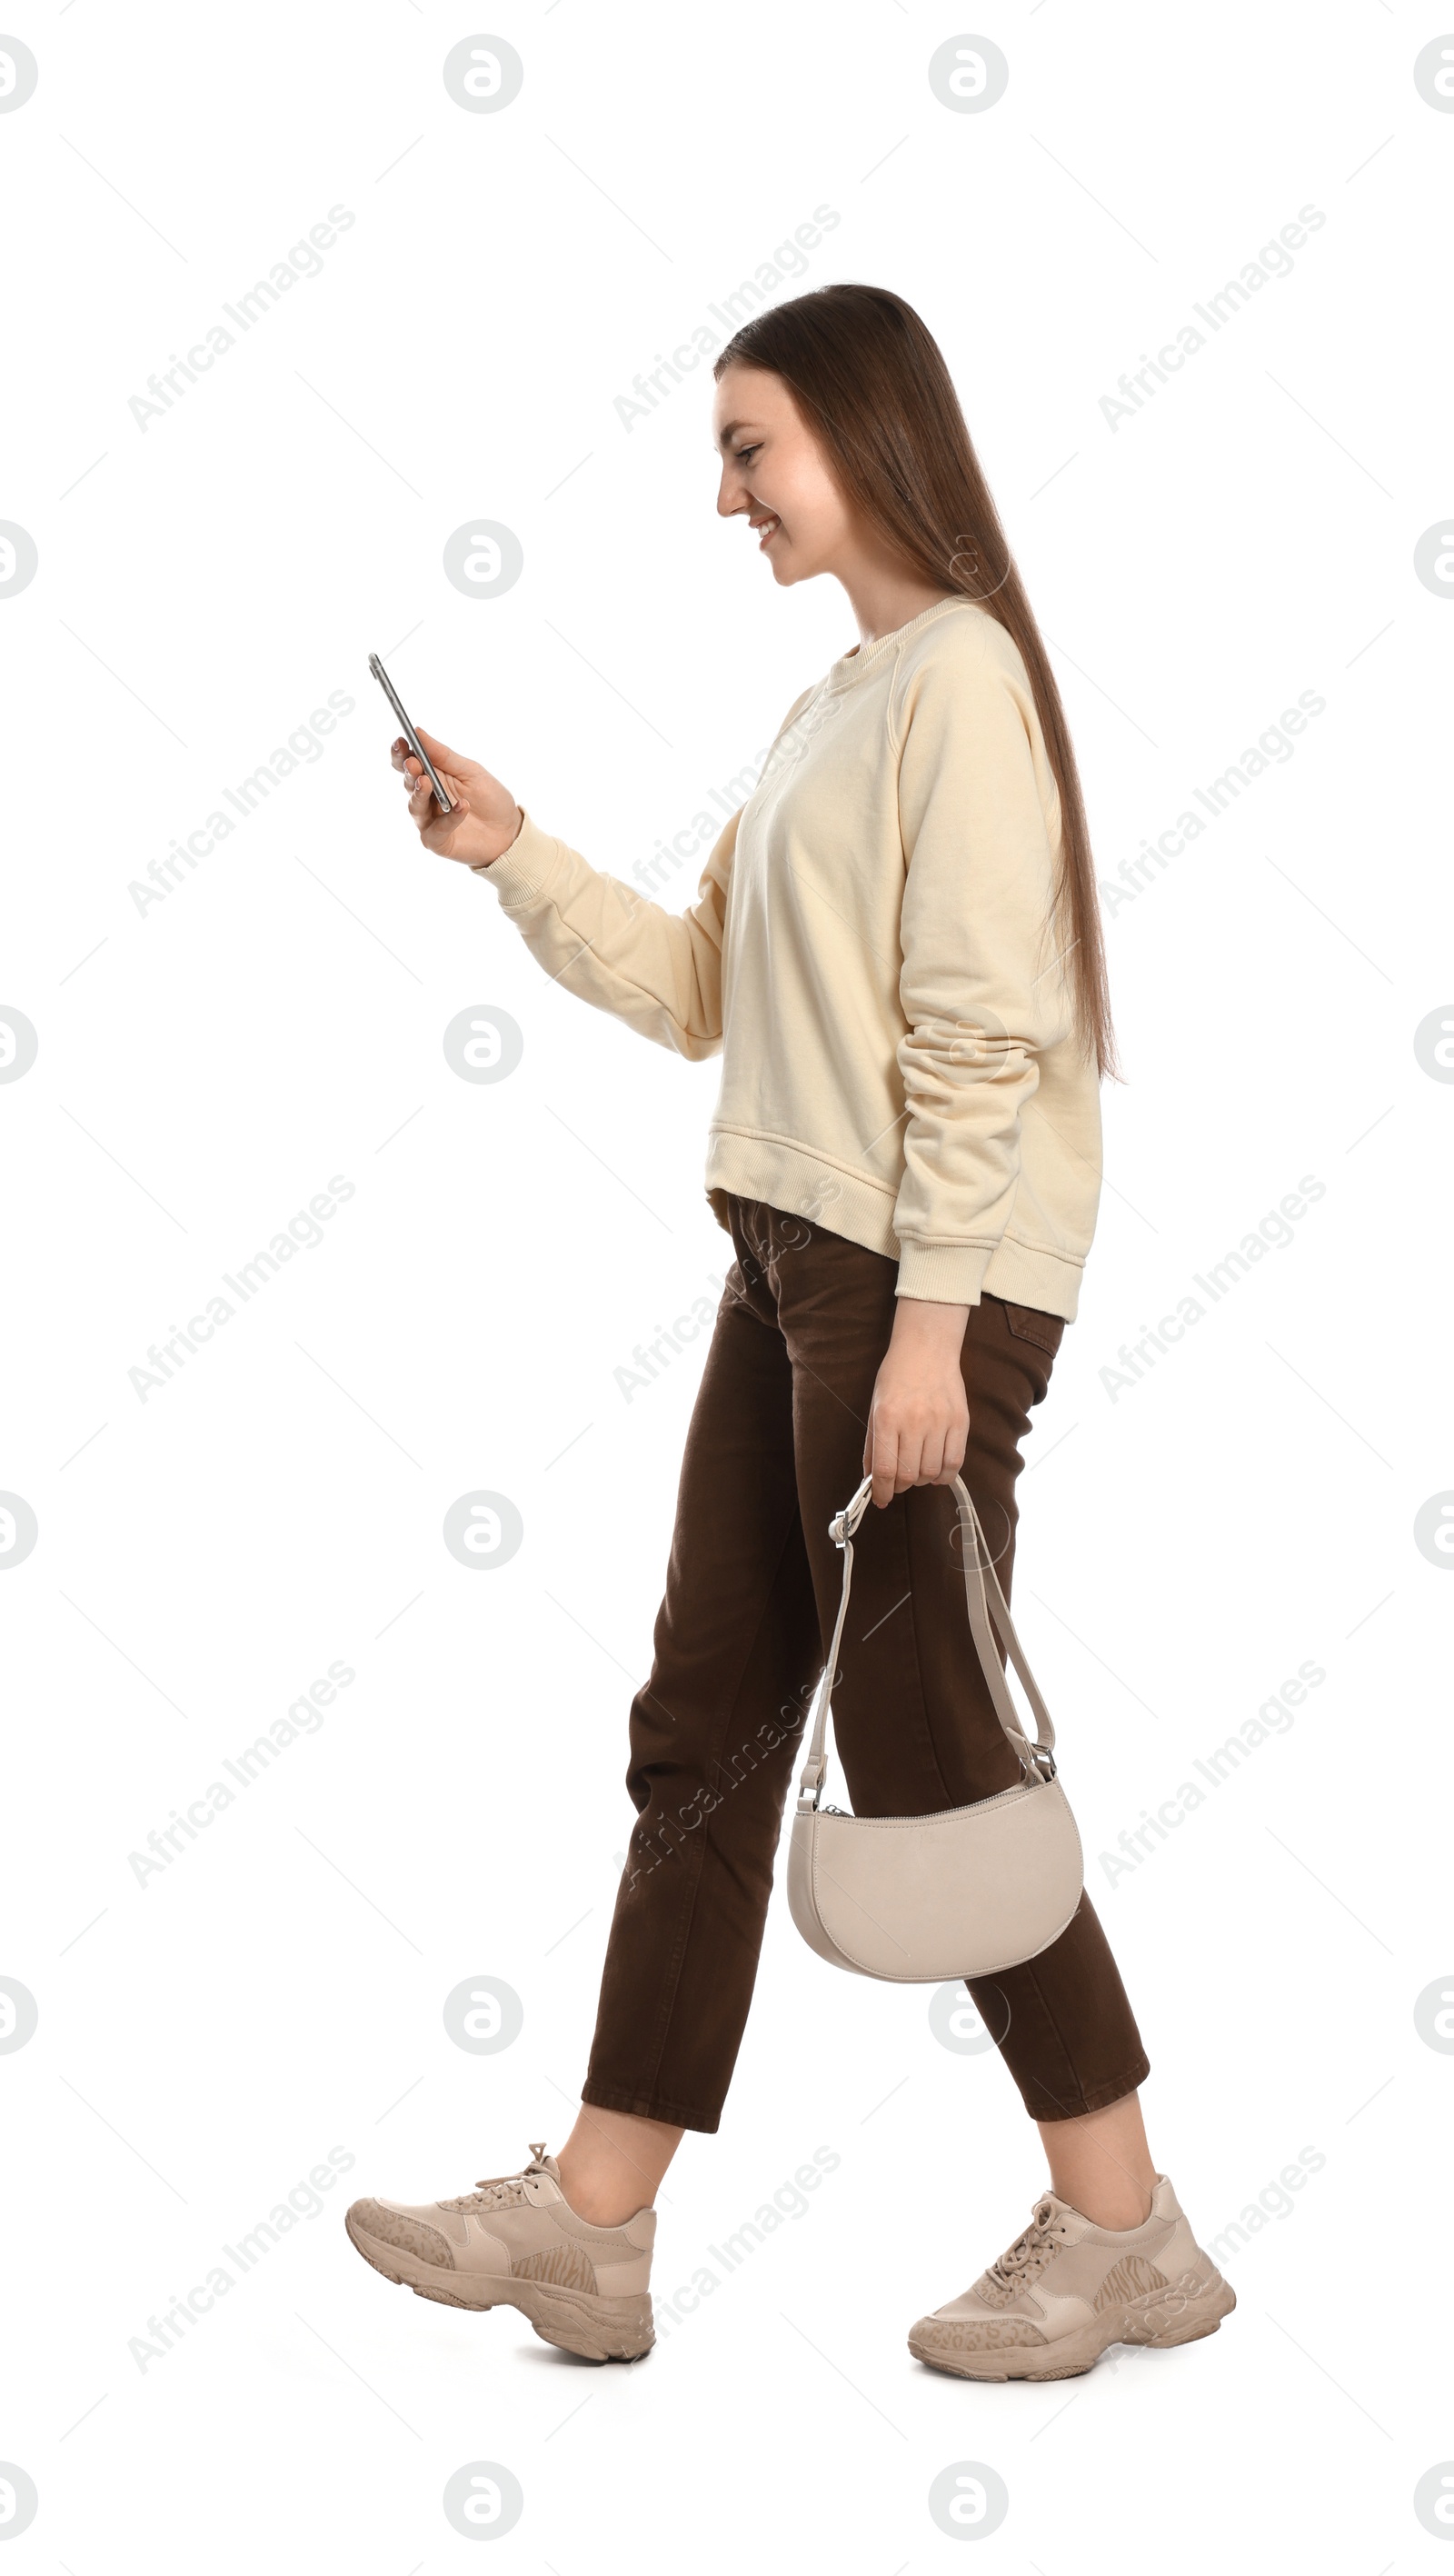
[890,619,1070,1304]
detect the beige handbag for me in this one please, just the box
[787,1473,1084,1982]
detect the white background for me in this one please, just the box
[2,1,1451,2566]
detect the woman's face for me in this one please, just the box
[712,363,855,587]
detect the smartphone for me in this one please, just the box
[368,652,455,812]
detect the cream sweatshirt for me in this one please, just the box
[473,595,1102,1317]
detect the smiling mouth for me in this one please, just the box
[752,514,782,548]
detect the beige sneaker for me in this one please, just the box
[909,2174,1235,2381]
[344,2143,655,2362]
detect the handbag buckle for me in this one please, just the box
[798,1752,828,1811]
[830,1476,874,1549]
[1030,1743,1057,1782]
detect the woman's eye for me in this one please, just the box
[735,444,760,464]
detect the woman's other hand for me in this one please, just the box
[862,1297,971,1507]
[390,725,523,870]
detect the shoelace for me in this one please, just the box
[441,2142,552,2215]
[985,2194,1068,2292]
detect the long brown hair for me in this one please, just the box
[714,284,1118,1081]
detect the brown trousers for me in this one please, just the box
[583,1194,1150,2134]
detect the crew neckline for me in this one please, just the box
[823,594,976,693]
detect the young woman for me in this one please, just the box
[344,284,1235,2381]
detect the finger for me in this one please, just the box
[408,757,460,806]
[420,814,464,854]
[919,1432,947,1488]
[420,794,472,853]
[413,724,474,774]
[870,1428,898,1509]
[894,1433,925,1495]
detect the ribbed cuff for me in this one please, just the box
[468,806,565,912]
[894,1239,996,1304]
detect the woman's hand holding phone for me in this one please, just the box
[391,726,524,870]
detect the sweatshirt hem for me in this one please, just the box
[703,1128,1087,1321]
[704,1128,897,1262]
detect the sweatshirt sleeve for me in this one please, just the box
[471,804,736,1060]
[890,617,1072,1305]
[472,689,816,1063]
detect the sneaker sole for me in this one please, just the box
[908,2267,1236,2382]
[344,2210,654,2362]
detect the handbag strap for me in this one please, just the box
[796,1472,1059,1812]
